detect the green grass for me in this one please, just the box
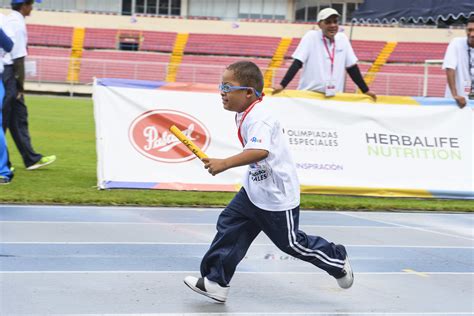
[0,95,473,212]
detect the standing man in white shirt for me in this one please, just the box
[272,8,376,101]
[442,16,474,109]
[0,12,14,184]
[2,0,56,171]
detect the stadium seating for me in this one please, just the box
[185,34,280,58]
[27,47,70,82]
[176,55,270,84]
[388,42,447,63]
[344,63,445,97]
[79,50,170,83]
[352,40,387,62]
[24,23,448,97]
[140,30,177,52]
[284,38,300,58]
[27,24,73,48]
[83,28,118,49]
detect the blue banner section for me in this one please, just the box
[96,78,166,89]
[104,181,157,189]
[429,190,474,199]
[414,97,474,107]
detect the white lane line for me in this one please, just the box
[53,311,473,316]
[64,311,473,316]
[0,221,398,228]
[0,309,454,316]
[1,204,472,215]
[0,205,223,212]
[0,221,215,225]
[42,313,474,316]
[0,271,472,275]
[339,212,474,241]
[403,269,429,278]
[0,241,472,249]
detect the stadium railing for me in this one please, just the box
[24,55,445,97]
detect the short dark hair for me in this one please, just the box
[11,0,34,11]
[469,15,474,24]
[226,61,264,95]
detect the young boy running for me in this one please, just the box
[184,61,353,303]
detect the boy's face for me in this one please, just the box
[220,69,253,113]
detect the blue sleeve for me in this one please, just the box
[0,28,13,53]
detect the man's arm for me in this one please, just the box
[346,64,377,101]
[202,149,269,176]
[446,68,466,108]
[13,56,25,94]
[272,59,303,94]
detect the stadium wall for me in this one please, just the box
[0,9,466,43]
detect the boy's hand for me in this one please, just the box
[202,157,228,176]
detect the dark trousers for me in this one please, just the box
[2,65,42,168]
[201,188,347,286]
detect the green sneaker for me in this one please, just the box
[26,155,57,171]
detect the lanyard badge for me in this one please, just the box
[323,36,336,97]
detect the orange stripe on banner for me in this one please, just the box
[153,182,239,192]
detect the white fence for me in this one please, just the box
[25,55,446,97]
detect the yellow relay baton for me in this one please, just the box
[169,125,208,160]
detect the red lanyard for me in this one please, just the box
[322,36,336,75]
[236,98,263,147]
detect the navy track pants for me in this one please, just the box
[200,188,347,286]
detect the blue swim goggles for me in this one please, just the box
[218,83,262,98]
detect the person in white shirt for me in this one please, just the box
[2,0,56,171]
[183,61,354,303]
[272,8,376,101]
[0,12,14,184]
[442,16,474,109]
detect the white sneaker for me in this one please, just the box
[336,245,354,289]
[184,276,229,303]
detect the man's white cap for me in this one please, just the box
[317,8,340,22]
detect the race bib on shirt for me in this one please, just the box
[249,162,271,183]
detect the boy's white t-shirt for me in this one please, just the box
[442,37,473,99]
[236,100,300,212]
[292,30,358,93]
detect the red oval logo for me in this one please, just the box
[129,109,211,163]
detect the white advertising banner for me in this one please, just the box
[93,79,474,199]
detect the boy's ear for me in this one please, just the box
[246,88,254,98]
